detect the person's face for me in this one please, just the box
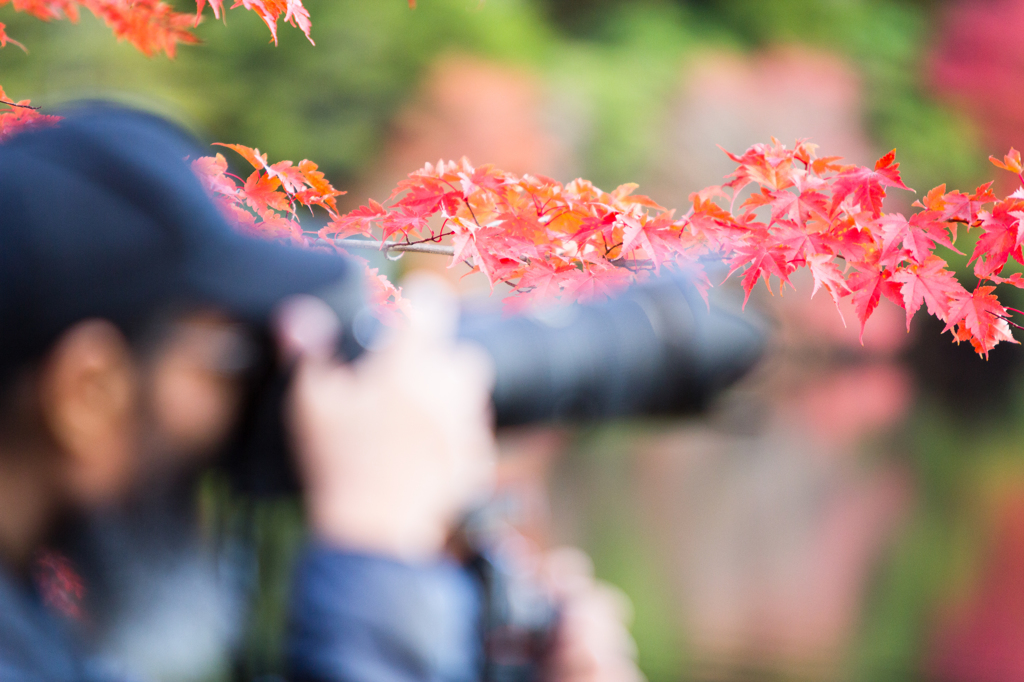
[38,312,251,509]
[142,312,254,479]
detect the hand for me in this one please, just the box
[541,548,645,682]
[277,274,497,562]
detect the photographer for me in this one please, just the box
[0,105,640,682]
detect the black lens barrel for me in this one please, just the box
[458,273,765,427]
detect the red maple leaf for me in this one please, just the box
[806,253,850,313]
[240,170,288,214]
[229,0,312,45]
[721,140,798,192]
[297,159,345,212]
[451,229,522,287]
[991,148,1023,175]
[889,255,966,330]
[846,262,904,342]
[629,213,687,269]
[195,0,223,19]
[88,0,199,58]
[727,237,794,306]
[380,208,431,242]
[918,182,996,225]
[560,262,634,304]
[968,200,1024,278]
[458,164,506,196]
[0,89,60,141]
[0,0,80,22]
[191,153,239,198]
[772,221,829,262]
[618,211,681,269]
[769,187,830,227]
[252,211,303,242]
[830,150,912,217]
[323,200,386,239]
[3,0,201,58]
[943,285,1017,357]
[991,272,1024,288]
[876,211,958,266]
[612,186,665,212]
[214,142,271,173]
[505,260,577,313]
[817,222,875,264]
[572,211,617,246]
[390,176,454,216]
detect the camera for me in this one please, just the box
[222,267,765,682]
[225,268,764,491]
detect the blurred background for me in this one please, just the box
[5,1,1024,680]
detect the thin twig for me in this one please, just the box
[404,230,454,246]
[611,258,654,270]
[994,312,1024,331]
[339,238,455,257]
[0,100,40,111]
[463,198,483,227]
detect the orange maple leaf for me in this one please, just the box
[0,21,26,50]
[0,0,199,57]
[0,86,60,141]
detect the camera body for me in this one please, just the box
[224,269,765,492]
[221,269,765,681]
[469,548,560,682]
[458,506,561,682]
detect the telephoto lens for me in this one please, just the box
[458,270,766,426]
[223,269,766,496]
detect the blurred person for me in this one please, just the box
[0,104,640,682]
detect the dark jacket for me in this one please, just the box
[0,545,482,682]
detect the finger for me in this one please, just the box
[273,294,342,365]
[542,546,596,597]
[400,270,460,345]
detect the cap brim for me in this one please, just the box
[188,229,359,326]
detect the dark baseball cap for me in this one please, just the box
[0,103,357,382]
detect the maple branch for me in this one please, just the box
[0,100,40,110]
[339,238,455,257]
[189,136,1024,356]
[611,258,655,270]
[463,198,483,228]
[403,230,454,246]
[999,316,1024,331]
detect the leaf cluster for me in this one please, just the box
[0,0,312,58]
[192,143,407,320]
[292,139,1024,357]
